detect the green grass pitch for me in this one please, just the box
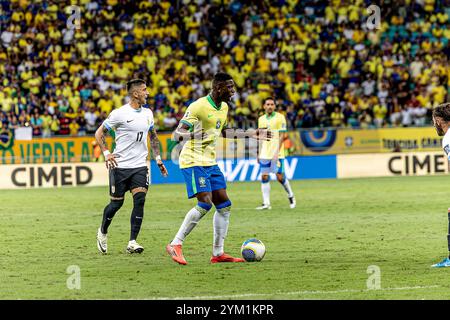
[2,176,450,300]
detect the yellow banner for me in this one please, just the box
[0,136,110,164]
[294,127,442,155]
[1,128,442,163]
[0,134,174,164]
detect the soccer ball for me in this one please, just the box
[241,238,266,262]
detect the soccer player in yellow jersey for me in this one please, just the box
[166,72,271,265]
[256,98,296,210]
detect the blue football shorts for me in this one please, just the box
[181,165,227,198]
[259,158,285,175]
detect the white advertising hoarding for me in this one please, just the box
[0,162,109,189]
[337,152,449,178]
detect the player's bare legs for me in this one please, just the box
[167,192,213,265]
[210,188,244,263]
[126,187,147,253]
[276,173,295,209]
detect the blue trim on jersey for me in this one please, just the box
[103,121,112,131]
[181,165,227,199]
[216,200,232,209]
[148,125,154,131]
[180,120,194,130]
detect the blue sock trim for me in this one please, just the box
[197,202,213,211]
[216,200,232,209]
[280,178,286,184]
[261,178,270,184]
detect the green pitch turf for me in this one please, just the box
[2,176,450,300]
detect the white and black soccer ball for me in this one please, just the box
[241,238,266,262]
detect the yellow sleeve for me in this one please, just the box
[180,103,199,131]
[278,114,287,132]
[258,117,265,128]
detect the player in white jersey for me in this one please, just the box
[94,79,168,254]
[431,102,450,267]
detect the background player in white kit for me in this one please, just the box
[431,102,450,267]
[94,79,168,254]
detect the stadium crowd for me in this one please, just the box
[0,0,449,137]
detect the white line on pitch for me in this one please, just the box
[143,285,441,300]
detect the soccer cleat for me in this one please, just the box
[126,240,144,254]
[96,228,107,254]
[255,204,272,210]
[210,253,245,263]
[166,244,187,265]
[431,257,450,268]
[289,196,296,209]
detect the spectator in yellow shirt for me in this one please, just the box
[69,119,80,137]
[330,107,344,127]
[373,104,387,127]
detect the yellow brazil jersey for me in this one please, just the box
[258,112,287,160]
[179,95,228,169]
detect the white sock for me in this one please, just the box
[171,206,206,245]
[213,209,230,256]
[280,178,294,198]
[261,182,271,206]
[282,178,294,198]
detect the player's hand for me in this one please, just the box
[105,153,119,170]
[157,160,168,177]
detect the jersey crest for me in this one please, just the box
[199,176,206,187]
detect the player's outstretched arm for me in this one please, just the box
[95,124,118,169]
[148,127,168,177]
[173,122,208,142]
[221,128,272,140]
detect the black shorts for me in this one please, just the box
[109,166,149,197]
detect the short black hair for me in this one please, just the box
[432,103,450,121]
[212,72,233,87]
[214,72,233,82]
[126,79,146,93]
[263,97,276,105]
